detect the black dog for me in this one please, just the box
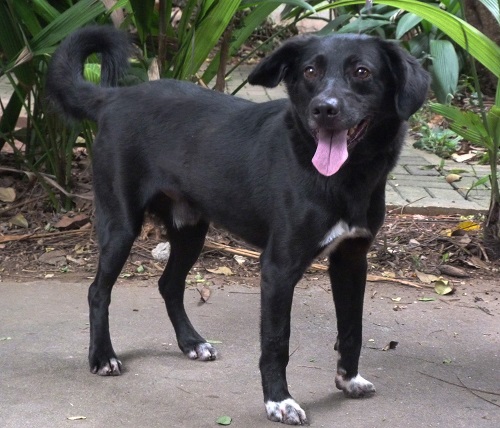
[46,25,429,425]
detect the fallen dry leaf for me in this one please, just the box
[198,286,211,303]
[9,213,28,228]
[415,270,439,284]
[464,256,489,270]
[0,187,16,202]
[206,266,233,276]
[54,213,89,230]
[451,152,476,163]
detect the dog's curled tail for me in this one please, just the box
[46,25,131,122]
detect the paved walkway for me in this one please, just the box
[1,279,499,427]
[1,69,492,215]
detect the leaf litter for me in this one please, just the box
[1,182,499,291]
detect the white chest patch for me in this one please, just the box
[320,220,350,247]
[319,220,372,256]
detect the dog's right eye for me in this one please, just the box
[354,67,371,79]
[304,66,317,79]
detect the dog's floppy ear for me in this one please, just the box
[383,41,431,120]
[248,36,317,88]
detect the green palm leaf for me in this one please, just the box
[174,0,240,80]
[316,0,500,78]
[430,102,491,147]
[5,0,106,72]
[202,2,280,83]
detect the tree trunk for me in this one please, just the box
[463,0,500,96]
[214,25,232,92]
[484,199,500,260]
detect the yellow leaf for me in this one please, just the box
[440,228,452,237]
[206,266,233,276]
[456,220,480,232]
[434,280,454,295]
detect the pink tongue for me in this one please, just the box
[312,129,348,176]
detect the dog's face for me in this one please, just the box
[248,34,430,176]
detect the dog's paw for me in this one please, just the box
[186,342,217,361]
[265,398,308,425]
[335,373,375,398]
[90,357,122,376]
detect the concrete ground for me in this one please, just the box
[1,278,499,427]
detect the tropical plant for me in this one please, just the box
[124,0,314,84]
[430,81,500,258]
[412,123,462,158]
[0,0,111,208]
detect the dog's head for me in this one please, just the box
[248,34,430,176]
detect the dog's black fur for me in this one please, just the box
[46,25,429,425]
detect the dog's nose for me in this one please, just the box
[311,98,340,122]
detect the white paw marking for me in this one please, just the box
[335,373,376,398]
[187,342,217,361]
[265,398,308,425]
[96,358,122,376]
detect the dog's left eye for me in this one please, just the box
[304,66,318,79]
[354,67,371,79]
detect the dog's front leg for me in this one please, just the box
[259,256,308,425]
[329,237,376,398]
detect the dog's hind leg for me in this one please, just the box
[159,221,217,360]
[329,237,376,398]
[88,201,143,376]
